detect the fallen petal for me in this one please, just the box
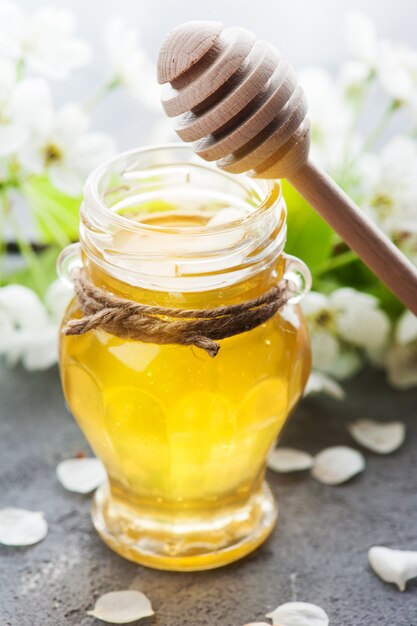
[369,546,417,591]
[268,448,314,473]
[348,419,406,454]
[266,601,329,626]
[0,508,48,546]
[87,590,154,624]
[56,458,106,494]
[311,446,365,485]
[304,371,345,400]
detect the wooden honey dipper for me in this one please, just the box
[157,21,417,314]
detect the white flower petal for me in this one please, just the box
[330,287,378,310]
[0,1,25,59]
[298,66,355,171]
[48,164,84,196]
[54,103,89,143]
[56,458,106,494]
[0,58,17,100]
[0,507,48,546]
[300,291,329,317]
[396,311,417,345]
[87,590,154,624]
[8,78,53,137]
[104,16,157,108]
[266,601,329,626]
[336,307,390,350]
[67,131,116,171]
[18,143,45,174]
[386,345,417,390]
[345,12,378,66]
[21,326,58,371]
[348,419,406,454]
[0,123,28,156]
[268,448,313,473]
[310,330,340,371]
[303,371,345,400]
[339,60,371,98]
[25,7,91,79]
[377,41,417,104]
[369,546,417,591]
[0,284,49,330]
[311,446,365,485]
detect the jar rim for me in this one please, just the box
[80,143,287,292]
[83,143,283,236]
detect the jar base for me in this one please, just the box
[91,481,278,571]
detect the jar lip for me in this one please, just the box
[84,143,283,236]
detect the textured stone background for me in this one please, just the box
[1,365,416,625]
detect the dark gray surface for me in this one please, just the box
[0,365,416,626]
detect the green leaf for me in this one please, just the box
[3,245,60,298]
[23,176,81,246]
[282,180,335,275]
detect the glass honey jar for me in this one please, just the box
[58,144,311,571]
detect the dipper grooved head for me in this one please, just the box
[157,21,311,179]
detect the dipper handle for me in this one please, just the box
[290,161,417,313]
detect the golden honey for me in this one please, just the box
[58,145,311,571]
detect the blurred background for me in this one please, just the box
[17,0,417,147]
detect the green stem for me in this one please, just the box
[314,249,358,277]
[16,58,25,80]
[363,100,401,152]
[83,78,119,112]
[350,71,375,130]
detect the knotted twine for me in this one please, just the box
[62,267,293,357]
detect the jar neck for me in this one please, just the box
[80,144,287,296]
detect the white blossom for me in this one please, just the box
[0,1,91,79]
[357,136,417,263]
[19,103,115,196]
[0,57,17,102]
[377,41,417,113]
[338,60,372,102]
[345,12,417,114]
[0,76,56,158]
[386,311,417,389]
[1,78,115,195]
[345,12,379,69]
[104,16,159,109]
[0,60,24,156]
[298,67,358,172]
[301,288,391,379]
[0,280,72,370]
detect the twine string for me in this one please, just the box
[62,267,293,357]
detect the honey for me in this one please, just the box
[58,145,311,570]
